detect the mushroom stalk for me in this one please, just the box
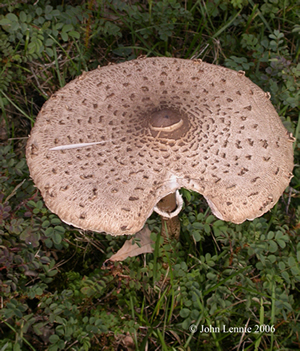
[156,193,181,240]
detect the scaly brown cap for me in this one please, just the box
[26,57,294,235]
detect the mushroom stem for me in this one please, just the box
[156,192,181,240]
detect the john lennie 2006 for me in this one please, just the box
[190,324,276,334]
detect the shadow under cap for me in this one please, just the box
[26,57,294,235]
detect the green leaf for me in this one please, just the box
[53,307,63,314]
[51,217,62,225]
[205,215,215,224]
[206,259,215,267]
[288,256,296,267]
[45,38,53,46]
[13,308,23,318]
[45,227,54,237]
[48,344,58,351]
[54,226,65,234]
[47,270,58,277]
[192,231,201,242]
[45,238,53,248]
[42,220,50,228]
[81,287,95,296]
[36,7,43,16]
[183,189,191,202]
[268,255,276,263]
[207,272,217,280]
[6,13,18,22]
[204,223,211,234]
[62,24,73,32]
[38,17,45,25]
[190,309,200,319]
[52,10,61,17]
[291,266,300,276]
[49,334,60,344]
[46,47,54,57]
[55,22,63,30]
[28,42,37,55]
[281,271,290,283]
[297,251,300,262]
[0,18,12,26]
[95,318,103,326]
[68,31,80,39]
[179,308,190,318]
[256,262,263,270]
[277,239,286,249]
[196,213,204,221]
[192,222,203,230]
[33,322,45,335]
[268,240,278,253]
[45,5,53,13]
[13,342,21,351]
[267,231,274,240]
[182,318,191,330]
[53,232,62,245]
[10,21,20,31]
[19,11,27,22]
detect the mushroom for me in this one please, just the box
[26,57,294,237]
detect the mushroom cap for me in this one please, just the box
[26,57,294,235]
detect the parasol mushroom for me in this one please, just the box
[26,57,294,237]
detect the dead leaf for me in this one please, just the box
[108,226,154,262]
[122,332,135,351]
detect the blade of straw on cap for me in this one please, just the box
[50,141,107,151]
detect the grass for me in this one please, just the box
[0,0,300,350]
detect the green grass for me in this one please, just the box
[0,0,300,350]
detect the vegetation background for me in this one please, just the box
[0,0,299,350]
